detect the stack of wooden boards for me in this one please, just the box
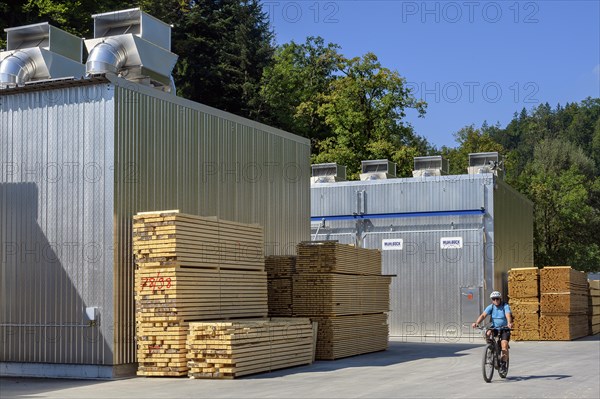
[133,210,268,377]
[186,319,314,379]
[508,268,540,341]
[265,256,296,317]
[589,280,600,335]
[293,242,391,360]
[539,267,589,340]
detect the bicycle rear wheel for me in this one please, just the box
[482,345,494,383]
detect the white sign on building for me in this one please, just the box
[440,237,463,249]
[382,239,404,250]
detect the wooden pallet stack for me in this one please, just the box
[539,267,589,340]
[186,318,314,379]
[265,256,296,316]
[508,268,540,341]
[589,280,600,335]
[293,241,391,360]
[133,210,268,377]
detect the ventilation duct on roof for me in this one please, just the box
[468,152,504,178]
[359,159,397,181]
[84,8,178,93]
[412,156,449,177]
[0,51,36,86]
[86,38,127,75]
[311,163,347,184]
[0,23,84,88]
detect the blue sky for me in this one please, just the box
[263,0,600,148]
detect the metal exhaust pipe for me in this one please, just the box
[85,38,127,75]
[0,50,36,86]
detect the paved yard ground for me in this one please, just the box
[1,336,599,399]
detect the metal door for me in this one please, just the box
[364,228,485,339]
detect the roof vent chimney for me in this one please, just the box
[360,159,397,181]
[311,163,347,184]
[84,8,178,93]
[468,152,504,178]
[0,23,84,88]
[412,155,449,177]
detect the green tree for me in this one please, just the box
[440,125,506,175]
[172,0,275,119]
[258,36,341,143]
[518,139,600,271]
[443,100,600,271]
[312,52,427,178]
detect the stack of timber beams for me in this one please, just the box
[589,280,600,335]
[186,318,314,379]
[133,210,268,376]
[539,267,589,340]
[265,256,296,316]
[293,241,390,360]
[508,268,540,341]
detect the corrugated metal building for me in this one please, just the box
[311,161,533,339]
[0,75,310,377]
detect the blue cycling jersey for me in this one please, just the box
[484,303,511,328]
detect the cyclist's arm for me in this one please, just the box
[472,311,488,327]
[506,311,513,329]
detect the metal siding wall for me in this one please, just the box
[310,174,523,337]
[113,83,310,364]
[0,85,115,364]
[491,178,534,297]
[312,175,487,217]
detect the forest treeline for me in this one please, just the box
[2,1,598,271]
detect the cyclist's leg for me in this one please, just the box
[500,330,511,361]
[500,339,508,361]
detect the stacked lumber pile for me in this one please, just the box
[292,274,391,315]
[295,242,382,275]
[186,318,314,379]
[589,280,600,335]
[539,267,589,341]
[508,268,540,341]
[310,314,389,359]
[265,256,296,316]
[293,241,391,360]
[133,210,268,377]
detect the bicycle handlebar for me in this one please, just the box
[472,325,512,331]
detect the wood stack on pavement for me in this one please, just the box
[589,280,600,335]
[310,313,389,360]
[265,256,296,317]
[293,241,391,360]
[508,268,540,341]
[186,318,314,379]
[539,266,589,340]
[133,210,268,377]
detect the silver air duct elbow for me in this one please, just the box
[0,50,36,86]
[86,38,127,75]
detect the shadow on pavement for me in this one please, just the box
[245,339,481,379]
[505,374,572,381]
[570,335,600,342]
[0,378,110,398]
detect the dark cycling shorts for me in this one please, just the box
[492,329,511,341]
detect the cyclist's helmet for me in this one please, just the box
[490,291,502,299]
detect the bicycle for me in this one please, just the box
[476,325,511,382]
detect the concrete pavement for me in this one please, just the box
[1,336,599,398]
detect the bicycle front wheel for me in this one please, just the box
[482,345,494,383]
